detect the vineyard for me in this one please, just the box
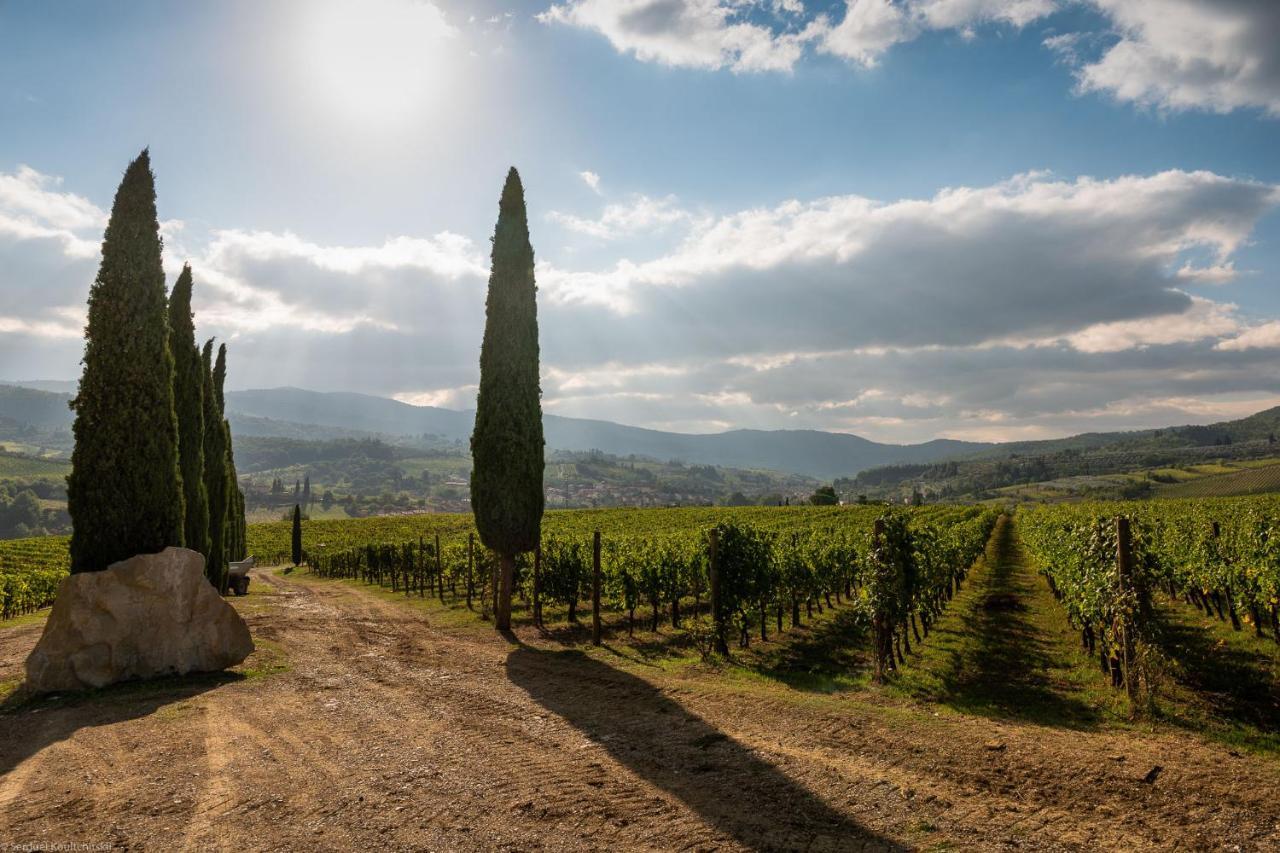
[0,536,70,620]
[5,500,1280,849]
[8,496,1280,689]
[1159,461,1280,498]
[1019,495,1280,699]
[299,504,998,673]
[0,506,996,666]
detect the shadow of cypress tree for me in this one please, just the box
[506,645,905,851]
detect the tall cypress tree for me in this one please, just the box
[291,504,303,566]
[201,340,227,587]
[68,149,184,573]
[167,264,210,562]
[470,167,544,631]
[215,343,247,566]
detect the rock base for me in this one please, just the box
[24,547,254,694]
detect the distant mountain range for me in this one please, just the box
[5,381,1278,481]
[1,383,988,478]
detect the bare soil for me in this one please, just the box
[2,542,1279,852]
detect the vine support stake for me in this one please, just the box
[1115,516,1138,704]
[872,518,887,683]
[709,528,728,656]
[534,544,543,628]
[592,531,602,646]
[466,532,474,610]
[436,533,444,603]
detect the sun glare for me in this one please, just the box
[293,0,458,130]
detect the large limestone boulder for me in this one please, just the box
[24,547,254,694]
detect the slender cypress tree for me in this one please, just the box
[201,340,228,587]
[168,264,210,561]
[291,504,303,566]
[470,167,544,631]
[215,343,246,567]
[67,149,184,573]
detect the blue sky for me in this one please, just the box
[1,0,1279,442]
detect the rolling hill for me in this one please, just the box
[8,381,1280,482]
[0,384,988,479]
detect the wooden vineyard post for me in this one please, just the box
[466,533,474,610]
[436,533,444,603]
[418,538,425,598]
[492,549,499,620]
[592,531,602,646]
[872,518,887,683]
[1211,520,1243,631]
[1115,516,1137,701]
[709,528,728,656]
[533,544,543,628]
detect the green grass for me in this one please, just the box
[886,515,1125,728]
[1147,596,1280,754]
[0,607,52,631]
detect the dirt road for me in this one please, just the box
[2,549,1279,851]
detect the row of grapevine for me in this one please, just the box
[1019,495,1280,693]
[0,506,997,658]
[304,505,998,668]
[0,537,72,619]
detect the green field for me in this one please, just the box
[1158,460,1280,497]
[0,451,70,481]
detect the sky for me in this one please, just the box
[1,0,1279,444]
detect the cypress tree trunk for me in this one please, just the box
[167,264,210,562]
[470,168,544,632]
[201,341,228,588]
[68,149,184,572]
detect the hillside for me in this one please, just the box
[0,383,988,479]
[842,409,1280,502]
[7,381,1280,486]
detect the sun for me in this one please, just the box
[292,0,458,130]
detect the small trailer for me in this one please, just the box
[227,556,255,596]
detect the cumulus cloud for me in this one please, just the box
[538,0,1062,72]
[541,170,1279,359]
[817,0,1058,66]
[4,162,1280,441]
[1057,0,1280,116]
[579,170,602,193]
[537,0,820,72]
[1215,321,1280,352]
[548,194,694,239]
[1060,294,1240,353]
[540,1,1280,117]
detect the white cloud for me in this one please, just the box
[816,0,1060,67]
[1175,260,1239,284]
[537,0,818,72]
[0,165,106,232]
[1215,320,1280,352]
[580,170,602,193]
[538,0,1062,72]
[393,384,478,408]
[1062,294,1239,353]
[538,0,1280,118]
[540,170,1279,358]
[548,194,694,239]
[0,314,81,339]
[1061,0,1280,116]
